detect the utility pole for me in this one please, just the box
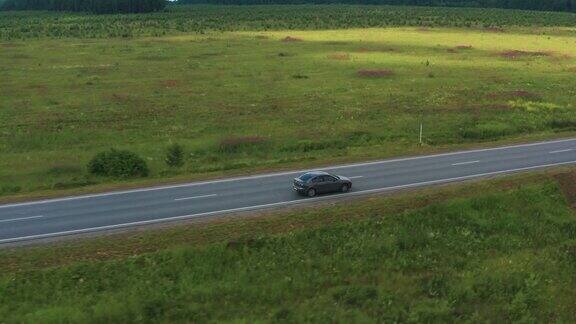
[419,112,424,146]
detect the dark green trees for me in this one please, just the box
[1,0,167,13]
[175,0,575,13]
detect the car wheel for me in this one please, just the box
[341,184,350,193]
[307,188,316,197]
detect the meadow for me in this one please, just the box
[1,6,576,198]
[1,171,575,322]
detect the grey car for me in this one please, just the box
[293,171,352,197]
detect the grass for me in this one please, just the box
[1,24,575,199]
[1,171,575,322]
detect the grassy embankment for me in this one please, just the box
[1,7,575,200]
[1,170,575,322]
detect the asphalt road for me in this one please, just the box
[2,138,576,245]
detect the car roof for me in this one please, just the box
[303,171,330,176]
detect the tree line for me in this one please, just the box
[0,0,167,13]
[176,0,575,13]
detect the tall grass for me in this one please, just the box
[0,182,575,321]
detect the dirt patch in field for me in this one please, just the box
[254,35,269,39]
[327,53,351,61]
[499,50,552,59]
[567,67,576,73]
[447,45,473,53]
[554,172,576,209]
[110,93,133,103]
[357,69,394,78]
[282,36,303,42]
[161,80,179,88]
[487,90,541,100]
[356,47,395,53]
[29,84,48,95]
[548,54,573,62]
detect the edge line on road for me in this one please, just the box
[550,149,573,154]
[174,194,218,201]
[452,160,480,166]
[0,215,44,224]
[1,159,575,245]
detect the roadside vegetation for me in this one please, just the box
[1,171,575,322]
[1,14,575,198]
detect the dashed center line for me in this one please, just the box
[0,215,44,224]
[549,149,573,154]
[348,176,364,179]
[174,194,218,201]
[452,160,480,166]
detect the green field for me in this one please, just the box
[1,6,576,198]
[1,172,575,322]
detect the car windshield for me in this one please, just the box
[298,173,316,182]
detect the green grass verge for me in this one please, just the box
[1,25,575,199]
[1,171,575,322]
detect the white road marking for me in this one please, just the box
[0,215,44,224]
[550,149,573,154]
[452,160,480,166]
[349,176,364,179]
[1,159,576,245]
[1,137,576,209]
[174,194,218,201]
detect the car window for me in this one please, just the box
[299,173,314,182]
[311,176,322,183]
[326,175,337,182]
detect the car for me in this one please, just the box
[293,171,352,197]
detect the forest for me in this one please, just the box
[177,0,575,13]
[0,0,167,13]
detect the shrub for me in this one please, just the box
[547,119,576,130]
[460,122,517,140]
[165,143,185,168]
[88,149,149,178]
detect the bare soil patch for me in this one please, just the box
[110,93,133,103]
[554,171,576,208]
[161,80,179,88]
[327,53,350,61]
[567,67,576,73]
[29,84,48,95]
[499,50,551,59]
[282,36,303,42]
[455,45,473,50]
[487,90,540,100]
[356,47,395,53]
[357,69,394,78]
